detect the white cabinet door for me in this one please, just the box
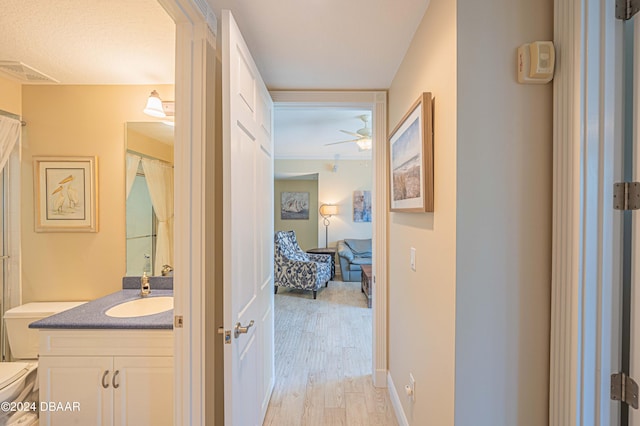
[113,356,173,426]
[39,356,113,426]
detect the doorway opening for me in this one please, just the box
[267,92,388,424]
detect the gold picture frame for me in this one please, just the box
[388,92,433,212]
[34,156,98,232]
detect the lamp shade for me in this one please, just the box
[144,90,166,118]
[319,204,338,217]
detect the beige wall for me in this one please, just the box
[275,159,372,248]
[0,75,22,115]
[274,179,318,250]
[388,0,551,423]
[127,129,174,164]
[21,84,174,302]
[454,0,552,424]
[387,0,457,423]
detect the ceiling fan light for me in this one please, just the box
[144,90,166,118]
[356,138,372,151]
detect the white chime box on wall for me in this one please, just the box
[517,41,555,84]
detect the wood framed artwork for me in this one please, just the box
[388,92,433,212]
[34,156,98,232]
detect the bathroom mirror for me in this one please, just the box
[125,122,174,276]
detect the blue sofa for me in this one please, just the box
[337,238,372,281]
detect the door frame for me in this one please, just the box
[550,0,622,424]
[156,0,216,424]
[270,91,389,386]
[629,14,639,426]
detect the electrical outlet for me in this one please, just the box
[409,373,416,402]
[410,247,416,271]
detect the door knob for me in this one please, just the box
[234,320,255,338]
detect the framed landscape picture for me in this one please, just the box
[34,156,98,232]
[388,92,433,212]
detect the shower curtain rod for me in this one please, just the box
[0,109,26,126]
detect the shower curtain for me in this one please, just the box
[0,114,21,362]
[0,116,20,173]
[141,157,174,275]
[125,153,142,199]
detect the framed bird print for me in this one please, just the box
[34,156,98,232]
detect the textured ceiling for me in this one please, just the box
[0,0,430,159]
[0,0,430,89]
[0,0,175,84]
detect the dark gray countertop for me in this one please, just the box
[29,289,174,330]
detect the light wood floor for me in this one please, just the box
[264,279,399,426]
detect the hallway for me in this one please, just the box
[264,280,397,426]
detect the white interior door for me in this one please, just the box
[221,10,275,426]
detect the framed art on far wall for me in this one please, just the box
[34,156,98,232]
[353,190,372,222]
[388,92,434,212]
[281,191,310,220]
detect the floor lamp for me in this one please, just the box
[319,204,338,248]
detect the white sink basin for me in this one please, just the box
[105,296,173,318]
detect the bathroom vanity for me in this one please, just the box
[30,285,174,426]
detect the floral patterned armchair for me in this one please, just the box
[274,231,332,299]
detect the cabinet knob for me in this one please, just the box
[112,370,120,389]
[102,370,110,388]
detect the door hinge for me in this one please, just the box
[611,373,639,409]
[174,315,183,328]
[616,0,640,20]
[217,327,231,344]
[614,182,640,210]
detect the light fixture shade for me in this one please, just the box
[319,204,339,217]
[356,138,372,151]
[144,90,166,118]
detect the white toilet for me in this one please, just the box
[1,302,85,426]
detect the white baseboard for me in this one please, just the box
[387,372,409,426]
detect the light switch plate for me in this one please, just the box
[409,373,416,401]
[410,247,416,271]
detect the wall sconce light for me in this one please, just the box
[319,204,339,248]
[143,90,175,118]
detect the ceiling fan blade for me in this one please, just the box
[339,130,363,138]
[324,139,359,146]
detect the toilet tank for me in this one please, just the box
[4,302,86,359]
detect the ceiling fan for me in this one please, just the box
[325,114,372,151]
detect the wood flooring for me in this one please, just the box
[264,280,399,426]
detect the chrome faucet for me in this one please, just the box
[161,264,173,276]
[140,271,151,297]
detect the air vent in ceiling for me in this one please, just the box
[0,61,58,83]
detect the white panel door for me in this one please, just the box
[221,10,274,426]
